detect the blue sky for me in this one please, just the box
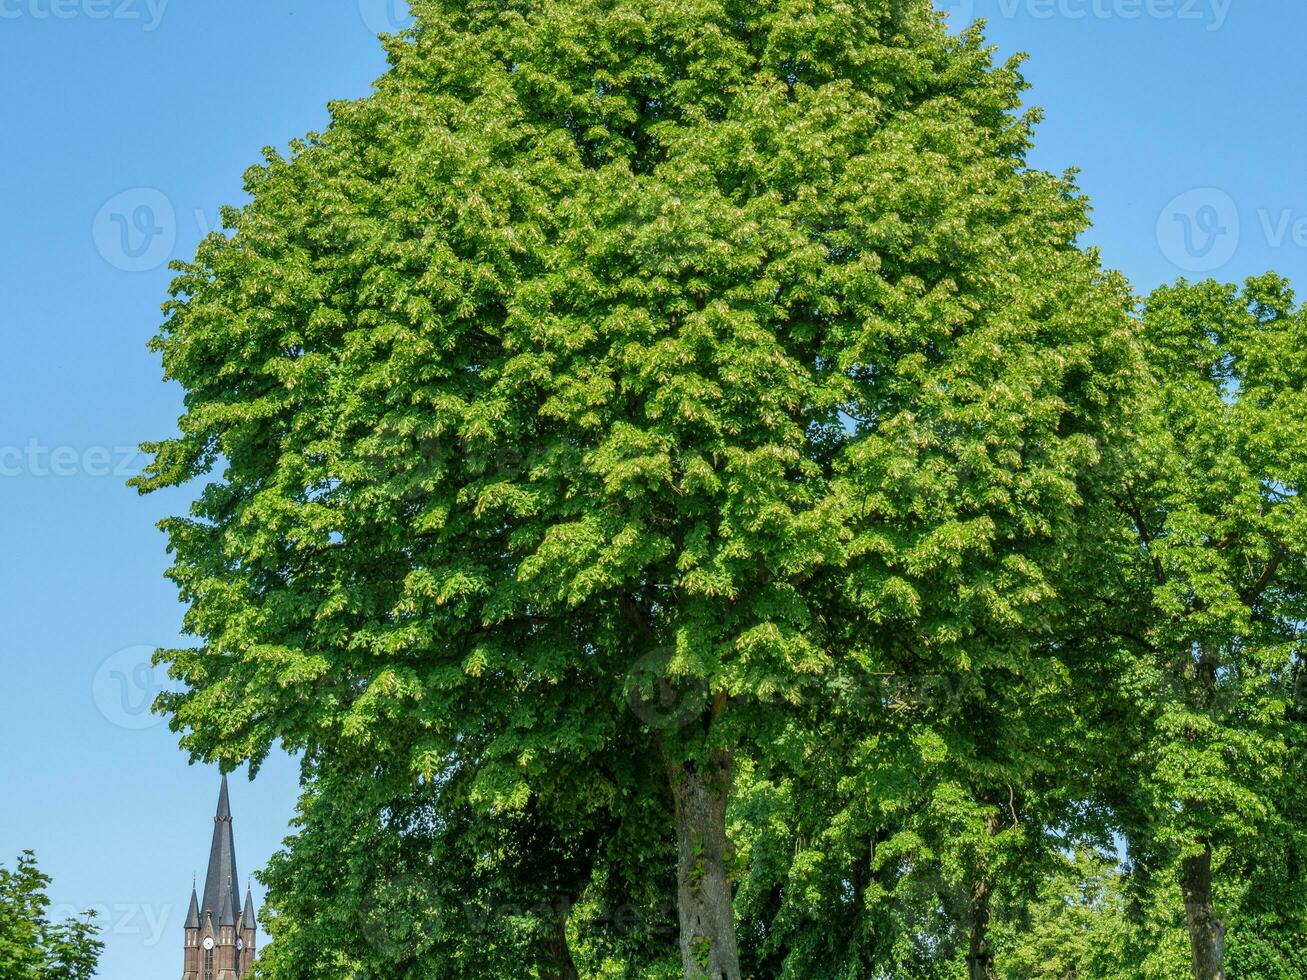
[0,2,1303,977]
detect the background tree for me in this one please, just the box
[0,852,102,980]
[731,590,1131,980]
[1098,274,1307,980]
[991,848,1136,980]
[256,746,678,978]
[137,1,1135,975]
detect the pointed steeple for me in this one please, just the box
[185,884,201,929]
[216,772,232,821]
[241,882,257,930]
[200,774,242,928]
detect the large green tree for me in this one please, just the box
[137,1,1136,974]
[1100,274,1307,980]
[0,853,102,980]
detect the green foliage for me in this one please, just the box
[1139,274,1305,844]
[255,753,678,979]
[131,0,1301,975]
[994,848,1130,979]
[1225,916,1307,980]
[1091,275,1307,961]
[136,0,1131,793]
[0,853,102,980]
[992,849,1175,980]
[990,849,1307,980]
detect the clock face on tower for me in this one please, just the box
[203,937,214,951]
[237,938,245,951]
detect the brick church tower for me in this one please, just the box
[182,776,258,980]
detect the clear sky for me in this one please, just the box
[0,2,1303,978]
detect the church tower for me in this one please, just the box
[182,775,258,980]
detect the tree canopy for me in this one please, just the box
[0,852,102,980]
[133,2,1302,978]
[1098,274,1307,979]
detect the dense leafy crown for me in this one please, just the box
[0,852,103,980]
[1119,277,1307,896]
[137,0,1133,811]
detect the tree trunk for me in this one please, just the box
[538,911,579,980]
[1183,648,1227,980]
[966,875,996,980]
[538,909,580,977]
[668,750,741,980]
[1181,845,1226,980]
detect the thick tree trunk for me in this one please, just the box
[1183,647,1227,980]
[966,875,997,980]
[1181,845,1226,980]
[668,750,741,980]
